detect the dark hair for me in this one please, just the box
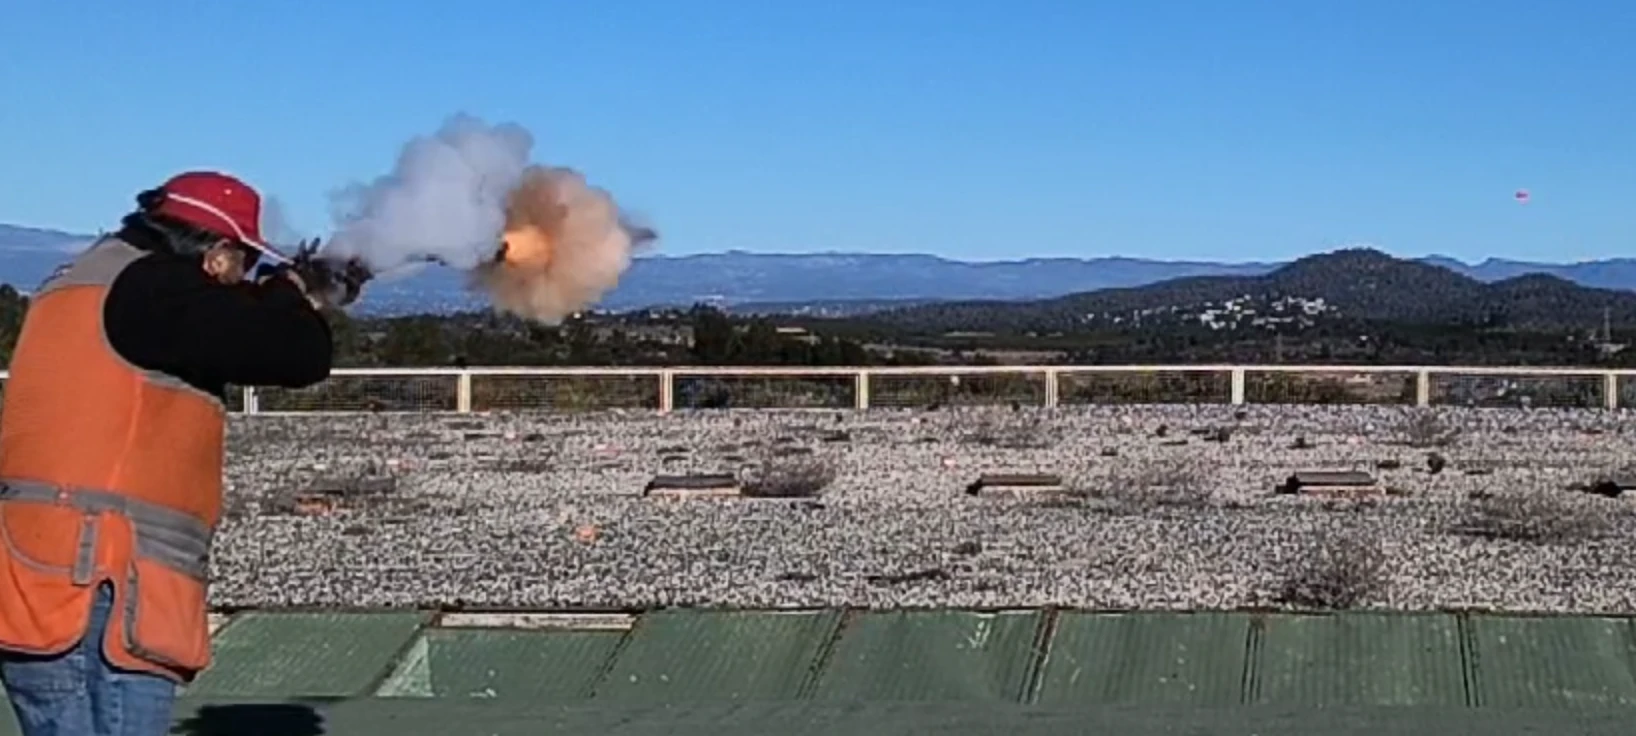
[117,210,227,256]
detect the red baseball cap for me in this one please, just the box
[152,171,288,261]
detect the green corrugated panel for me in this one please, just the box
[186,611,427,697]
[164,696,1636,735]
[1468,616,1636,708]
[1035,612,1250,706]
[1253,613,1466,706]
[376,628,624,700]
[595,609,838,702]
[812,610,1041,702]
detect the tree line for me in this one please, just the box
[0,282,1629,370]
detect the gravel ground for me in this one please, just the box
[213,404,1636,614]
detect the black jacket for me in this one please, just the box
[100,223,334,399]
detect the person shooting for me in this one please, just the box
[0,171,350,734]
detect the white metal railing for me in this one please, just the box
[1,364,1631,414]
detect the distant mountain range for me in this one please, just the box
[873,249,1636,334]
[7,222,1636,317]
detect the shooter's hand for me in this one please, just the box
[282,269,326,311]
[292,255,371,310]
[259,263,324,311]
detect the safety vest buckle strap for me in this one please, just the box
[71,514,97,586]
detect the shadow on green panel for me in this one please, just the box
[1252,613,1466,706]
[812,610,1042,702]
[594,609,840,703]
[1468,616,1636,708]
[1036,612,1250,707]
[169,700,333,736]
[375,628,624,701]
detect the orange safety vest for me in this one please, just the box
[0,237,223,683]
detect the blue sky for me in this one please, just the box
[1,1,1632,263]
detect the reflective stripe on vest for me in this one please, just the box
[0,480,211,583]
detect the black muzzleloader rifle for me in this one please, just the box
[267,239,375,308]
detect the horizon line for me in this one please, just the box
[3,222,1633,268]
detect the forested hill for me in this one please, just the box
[868,249,1636,334]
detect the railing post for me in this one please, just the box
[1604,371,1619,411]
[1043,368,1059,408]
[1415,370,1431,407]
[1229,368,1246,405]
[455,371,473,413]
[854,370,870,410]
[659,370,675,413]
[241,386,258,414]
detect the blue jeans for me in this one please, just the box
[0,584,177,735]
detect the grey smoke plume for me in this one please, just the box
[324,114,530,272]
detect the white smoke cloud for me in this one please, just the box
[323,114,534,273]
